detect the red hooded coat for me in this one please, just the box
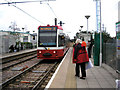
[72,44,77,63]
[73,43,89,63]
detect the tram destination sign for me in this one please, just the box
[40,27,56,31]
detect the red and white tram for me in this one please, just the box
[37,25,69,60]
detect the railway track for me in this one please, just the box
[1,50,37,64]
[2,56,39,83]
[0,50,38,87]
[2,60,60,90]
[1,48,68,89]
[1,54,37,70]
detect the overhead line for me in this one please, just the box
[1,0,57,25]
[4,0,45,24]
[46,3,60,22]
[47,3,57,18]
[0,0,55,5]
[13,5,45,25]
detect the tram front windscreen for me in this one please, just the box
[38,27,57,47]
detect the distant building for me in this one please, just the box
[77,31,93,43]
[19,32,37,46]
[30,33,37,46]
[0,30,37,54]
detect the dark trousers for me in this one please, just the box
[75,62,86,77]
[88,48,91,58]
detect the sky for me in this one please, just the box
[0,0,119,39]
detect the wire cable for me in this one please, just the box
[4,0,45,25]
[46,3,62,24]
[47,3,57,18]
[47,3,61,21]
[0,0,55,5]
[13,5,45,25]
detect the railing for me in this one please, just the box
[103,41,117,70]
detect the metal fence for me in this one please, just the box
[103,39,117,70]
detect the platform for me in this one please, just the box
[0,48,37,59]
[46,47,118,89]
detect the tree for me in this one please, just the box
[94,31,112,43]
[102,31,112,43]
[9,21,20,32]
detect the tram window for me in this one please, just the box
[58,35,65,46]
[38,32,57,47]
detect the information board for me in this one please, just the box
[116,21,120,73]
[116,22,120,57]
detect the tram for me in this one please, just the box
[37,25,70,60]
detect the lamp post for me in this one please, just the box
[79,29,81,39]
[85,15,90,42]
[85,15,90,34]
[99,0,102,66]
[80,26,83,32]
[80,26,83,30]
[79,26,83,39]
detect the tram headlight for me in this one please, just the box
[39,51,42,53]
[53,51,56,53]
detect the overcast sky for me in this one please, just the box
[0,0,119,39]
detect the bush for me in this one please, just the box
[21,42,33,49]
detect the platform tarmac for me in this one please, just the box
[46,47,118,89]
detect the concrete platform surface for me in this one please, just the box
[45,47,118,89]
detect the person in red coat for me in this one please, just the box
[82,38,87,48]
[73,39,89,79]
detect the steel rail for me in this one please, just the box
[1,60,42,89]
[32,62,58,90]
[2,55,37,70]
[1,50,37,64]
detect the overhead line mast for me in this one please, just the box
[93,0,101,32]
[93,0,102,66]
